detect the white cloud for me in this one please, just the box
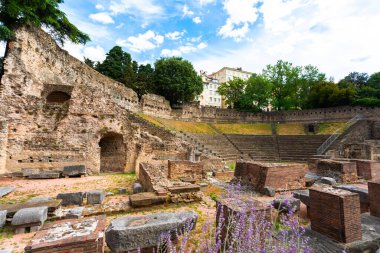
[161,42,207,57]
[0,42,5,57]
[89,12,115,24]
[193,17,202,24]
[218,0,260,41]
[95,4,105,10]
[116,30,164,53]
[116,23,124,29]
[183,5,194,16]
[63,43,106,62]
[109,0,163,17]
[195,0,380,80]
[198,0,216,5]
[165,31,185,40]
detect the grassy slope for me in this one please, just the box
[212,123,272,135]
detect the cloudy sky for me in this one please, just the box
[1,0,380,80]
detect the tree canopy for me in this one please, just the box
[0,0,90,44]
[153,57,203,105]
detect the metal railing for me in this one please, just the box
[317,114,364,155]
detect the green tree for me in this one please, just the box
[217,77,246,109]
[308,81,356,108]
[239,74,272,112]
[298,65,326,109]
[354,72,380,106]
[0,0,90,44]
[338,72,369,90]
[153,57,203,105]
[367,72,380,89]
[135,63,155,98]
[84,57,95,68]
[96,46,132,84]
[0,57,3,75]
[262,60,302,110]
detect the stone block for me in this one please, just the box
[119,187,127,194]
[133,182,143,194]
[168,184,200,194]
[0,210,7,228]
[105,211,197,252]
[22,168,40,177]
[319,177,337,186]
[368,180,380,218]
[309,187,362,243]
[11,207,48,229]
[293,190,310,206]
[316,159,357,183]
[62,165,86,177]
[87,190,106,205]
[0,200,61,218]
[213,171,235,180]
[27,172,60,179]
[263,186,275,197]
[272,197,300,213]
[24,216,106,253]
[129,192,166,207]
[333,185,369,213]
[27,196,53,203]
[66,207,84,219]
[56,192,84,206]
[0,187,16,198]
[235,161,306,192]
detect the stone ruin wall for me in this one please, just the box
[0,26,186,175]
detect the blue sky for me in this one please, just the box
[1,0,380,80]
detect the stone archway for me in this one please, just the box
[99,133,126,173]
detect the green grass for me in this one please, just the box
[212,123,272,135]
[137,113,165,128]
[318,122,346,135]
[158,118,217,134]
[276,123,306,135]
[0,227,13,240]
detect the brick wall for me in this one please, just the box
[309,188,362,243]
[235,161,306,192]
[354,160,380,180]
[168,160,204,181]
[316,159,358,182]
[368,181,380,218]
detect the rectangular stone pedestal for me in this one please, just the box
[24,216,106,253]
[316,160,357,183]
[368,180,380,218]
[310,187,362,243]
[354,160,380,180]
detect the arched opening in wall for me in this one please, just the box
[46,91,71,104]
[99,133,126,173]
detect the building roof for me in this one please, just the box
[211,67,253,76]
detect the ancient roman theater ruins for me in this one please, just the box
[1,26,380,252]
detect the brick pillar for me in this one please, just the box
[368,180,380,218]
[309,187,362,243]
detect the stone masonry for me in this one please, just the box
[368,180,380,218]
[234,161,306,192]
[316,159,358,183]
[309,187,362,243]
[168,160,204,181]
[0,26,187,175]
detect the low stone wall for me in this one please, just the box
[168,160,204,181]
[368,181,380,218]
[235,161,306,192]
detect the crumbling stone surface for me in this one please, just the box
[263,187,275,197]
[0,199,62,217]
[293,190,310,206]
[27,172,60,179]
[0,187,16,198]
[57,192,84,206]
[0,210,7,228]
[27,196,53,203]
[316,159,358,183]
[105,211,198,252]
[11,206,48,226]
[168,160,204,181]
[235,161,306,192]
[353,159,380,180]
[86,190,106,205]
[62,165,86,177]
[24,216,106,253]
